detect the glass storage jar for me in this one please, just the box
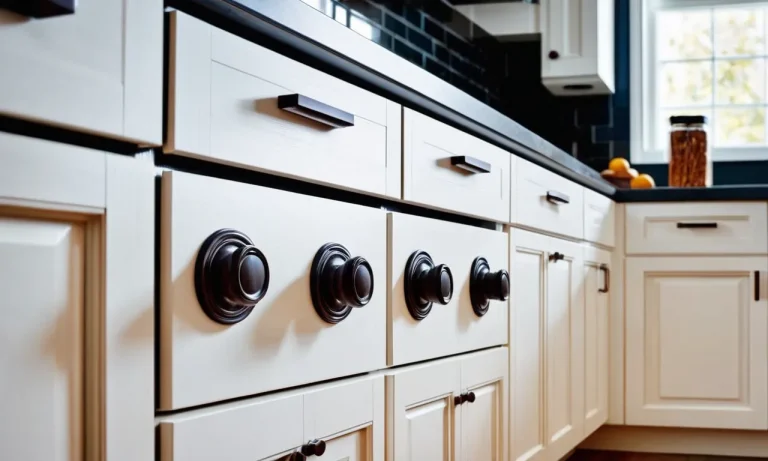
[668,115,712,187]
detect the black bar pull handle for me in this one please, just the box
[277,94,355,128]
[756,271,761,302]
[599,264,610,293]
[546,190,570,205]
[0,0,75,17]
[450,156,491,174]
[676,222,718,229]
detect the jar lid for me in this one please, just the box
[670,115,708,125]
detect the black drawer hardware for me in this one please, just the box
[756,271,761,302]
[545,190,570,205]
[676,222,718,229]
[404,250,453,320]
[310,243,373,324]
[470,257,510,317]
[300,439,326,457]
[455,391,477,405]
[599,264,610,293]
[286,453,306,461]
[450,156,491,174]
[549,252,565,263]
[277,94,354,128]
[0,0,75,18]
[195,229,270,325]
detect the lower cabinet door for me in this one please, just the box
[460,348,508,461]
[626,257,768,430]
[582,246,610,437]
[158,375,384,461]
[0,217,84,461]
[386,355,462,460]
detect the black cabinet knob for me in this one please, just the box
[470,257,510,317]
[405,251,453,320]
[195,229,270,325]
[465,391,476,403]
[454,394,464,406]
[549,252,565,262]
[287,453,306,461]
[0,0,75,18]
[548,50,559,59]
[300,439,326,457]
[311,243,374,324]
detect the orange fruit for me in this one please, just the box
[613,167,639,179]
[608,157,630,173]
[630,174,656,189]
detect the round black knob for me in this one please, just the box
[404,251,454,320]
[549,50,559,59]
[470,257,510,317]
[195,229,270,325]
[465,391,476,403]
[454,395,464,406]
[549,251,565,262]
[311,243,374,324]
[300,439,326,457]
[287,453,307,461]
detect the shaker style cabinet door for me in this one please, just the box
[626,257,768,430]
[460,348,508,461]
[582,246,610,437]
[0,0,162,144]
[0,217,84,461]
[510,229,584,461]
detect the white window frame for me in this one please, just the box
[631,0,768,163]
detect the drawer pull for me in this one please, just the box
[450,156,491,174]
[300,439,327,457]
[277,93,355,128]
[470,256,510,317]
[454,391,477,405]
[195,229,270,325]
[549,252,565,263]
[676,222,718,229]
[405,250,453,321]
[310,243,374,324]
[599,264,610,293]
[0,0,75,18]
[756,271,761,302]
[546,190,570,205]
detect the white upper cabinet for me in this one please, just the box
[540,0,615,95]
[0,0,162,144]
[626,257,768,430]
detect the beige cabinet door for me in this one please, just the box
[582,247,610,437]
[626,257,768,430]
[460,348,508,461]
[544,238,584,461]
[387,359,461,461]
[0,216,84,461]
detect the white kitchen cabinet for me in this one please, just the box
[386,347,507,461]
[509,229,584,461]
[626,257,768,430]
[540,0,614,95]
[0,132,154,461]
[0,0,162,145]
[159,374,384,461]
[582,246,610,438]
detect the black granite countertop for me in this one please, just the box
[171,0,768,204]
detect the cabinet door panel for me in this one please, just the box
[626,257,768,429]
[545,239,584,461]
[388,359,461,461]
[321,429,369,461]
[0,217,84,461]
[583,247,610,437]
[461,348,508,461]
[509,230,548,461]
[541,0,594,77]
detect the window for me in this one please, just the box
[632,0,768,163]
[300,0,377,42]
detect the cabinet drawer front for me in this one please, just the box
[167,11,400,198]
[626,202,768,255]
[159,376,382,461]
[160,171,386,410]
[512,158,584,239]
[388,213,508,366]
[403,109,511,222]
[583,188,615,247]
[0,0,161,144]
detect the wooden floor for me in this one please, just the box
[570,450,765,461]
